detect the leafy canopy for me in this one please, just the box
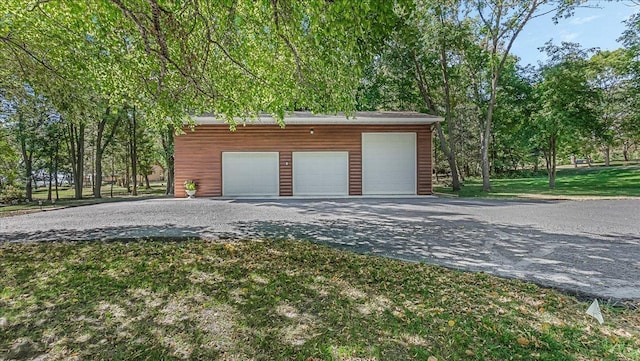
[0,0,397,127]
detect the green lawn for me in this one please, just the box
[436,165,640,198]
[1,239,638,360]
[0,184,167,217]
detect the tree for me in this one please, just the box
[93,105,123,198]
[492,62,538,174]
[618,13,640,160]
[65,115,86,200]
[160,124,175,195]
[587,49,634,166]
[128,106,138,196]
[470,0,577,191]
[357,0,473,191]
[1,86,53,201]
[410,0,470,192]
[2,1,398,128]
[1,0,403,201]
[533,42,599,189]
[0,126,19,189]
[134,118,158,190]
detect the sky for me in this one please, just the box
[511,1,639,66]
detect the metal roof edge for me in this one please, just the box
[193,111,442,125]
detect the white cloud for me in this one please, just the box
[560,30,580,42]
[570,15,600,25]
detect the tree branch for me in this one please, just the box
[0,35,64,79]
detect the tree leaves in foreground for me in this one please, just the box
[1,0,398,198]
[1,0,397,126]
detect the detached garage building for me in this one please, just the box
[174,111,440,198]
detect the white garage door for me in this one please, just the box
[222,152,279,196]
[293,152,349,196]
[362,133,416,195]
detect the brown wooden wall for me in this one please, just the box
[174,124,433,197]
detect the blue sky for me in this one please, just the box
[511,1,639,66]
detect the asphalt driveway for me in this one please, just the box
[1,197,639,303]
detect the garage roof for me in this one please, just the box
[195,111,442,125]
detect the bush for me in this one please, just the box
[0,185,26,205]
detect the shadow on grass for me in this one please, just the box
[0,195,171,218]
[0,224,205,243]
[7,238,635,360]
[220,223,640,304]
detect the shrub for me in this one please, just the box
[184,179,197,191]
[0,185,26,204]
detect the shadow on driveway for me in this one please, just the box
[1,197,638,304]
[220,211,640,304]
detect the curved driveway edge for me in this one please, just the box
[1,197,639,304]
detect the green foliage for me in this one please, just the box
[618,16,640,144]
[0,127,19,186]
[184,179,196,191]
[1,0,398,128]
[0,184,25,204]
[2,0,639,194]
[492,61,539,173]
[530,42,600,188]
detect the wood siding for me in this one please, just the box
[175,124,433,197]
[279,151,293,196]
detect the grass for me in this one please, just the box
[435,165,640,198]
[1,239,638,360]
[0,183,167,217]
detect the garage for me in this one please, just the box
[222,152,279,196]
[175,111,439,197]
[362,133,416,195]
[293,151,349,196]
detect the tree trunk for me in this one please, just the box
[47,154,53,201]
[93,107,120,198]
[94,146,104,198]
[130,106,138,196]
[548,136,556,189]
[90,146,94,191]
[623,141,630,162]
[19,141,33,202]
[476,1,542,192]
[603,146,610,167]
[434,123,461,191]
[54,140,59,201]
[438,39,462,192]
[412,49,461,192]
[543,150,550,174]
[93,118,105,198]
[162,124,175,195]
[481,74,499,192]
[24,155,33,202]
[125,151,131,193]
[66,119,85,200]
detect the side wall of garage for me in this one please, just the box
[174,124,433,197]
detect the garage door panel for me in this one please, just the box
[362,133,416,195]
[293,152,348,196]
[222,152,279,196]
